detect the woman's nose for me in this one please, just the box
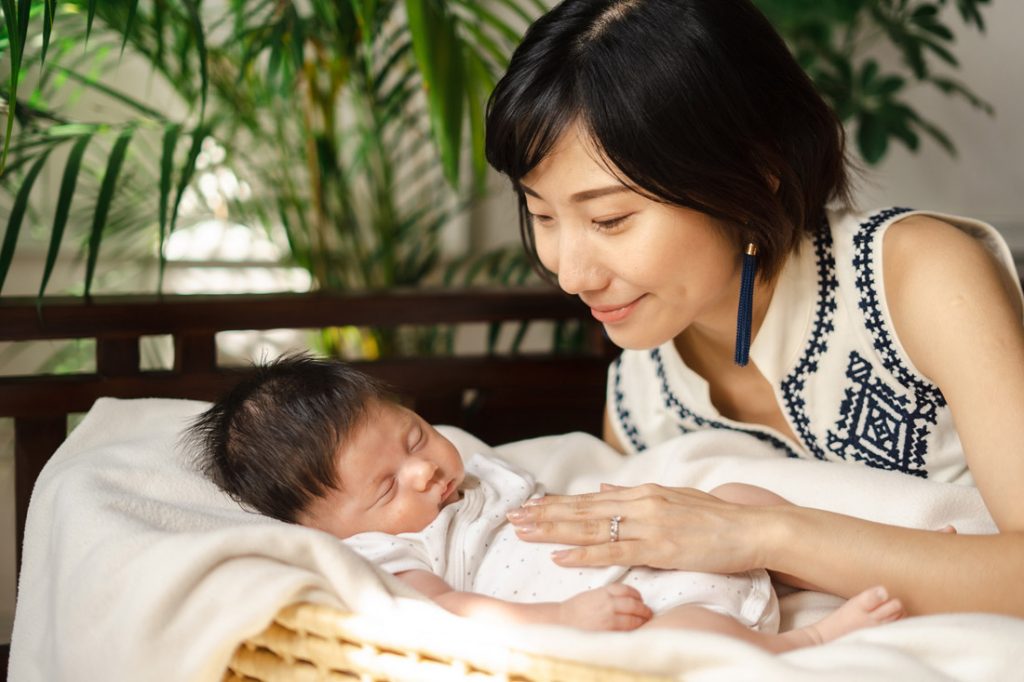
[555,229,601,295]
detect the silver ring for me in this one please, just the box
[609,515,622,543]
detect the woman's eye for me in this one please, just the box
[529,213,554,225]
[594,214,632,230]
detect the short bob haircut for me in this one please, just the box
[485,0,853,282]
[187,354,391,523]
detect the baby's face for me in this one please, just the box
[298,399,464,538]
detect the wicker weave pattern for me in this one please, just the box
[225,602,673,682]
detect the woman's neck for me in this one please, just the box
[674,275,777,372]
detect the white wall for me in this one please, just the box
[853,1,1024,252]
[3,0,1023,646]
[476,2,1024,255]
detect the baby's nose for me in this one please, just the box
[405,457,439,491]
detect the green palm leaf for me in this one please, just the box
[84,127,134,298]
[405,0,464,186]
[166,124,207,241]
[38,132,93,298]
[41,0,56,62]
[54,64,168,120]
[0,150,51,293]
[156,122,181,292]
[86,0,97,42]
[120,0,139,56]
[1,0,30,173]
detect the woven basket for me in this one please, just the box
[225,602,673,681]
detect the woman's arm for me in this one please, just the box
[507,217,1024,616]
[883,215,1024,529]
[396,570,651,630]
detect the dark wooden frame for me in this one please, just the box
[1,288,614,553]
[0,288,615,670]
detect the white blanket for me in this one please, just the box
[9,397,1024,681]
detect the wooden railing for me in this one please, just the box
[0,288,617,571]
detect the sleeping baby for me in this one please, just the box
[187,353,904,652]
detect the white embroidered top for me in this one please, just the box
[607,207,1023,483]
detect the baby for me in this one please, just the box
[188,354,904,652]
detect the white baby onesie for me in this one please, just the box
[344,451,779,631]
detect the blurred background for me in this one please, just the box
[2,0,1022,643]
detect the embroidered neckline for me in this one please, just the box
[779,216,838,461]
[649,347,801,458]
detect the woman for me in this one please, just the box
[485,0,1024,616]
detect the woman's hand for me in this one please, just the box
[506,483,773,574]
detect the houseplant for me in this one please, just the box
[0,0,539,305]
[753,0,993,163]
[0,0,995,303]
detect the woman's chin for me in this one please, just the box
[602,325,670,351]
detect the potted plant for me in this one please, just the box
[1,0,994,303]
[753,0,993,163]
[0,0,539,305]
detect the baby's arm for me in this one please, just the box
[397,570,652,631]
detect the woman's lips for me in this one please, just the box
[589,296,643,324]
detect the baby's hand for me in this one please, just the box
[558,584,652,631]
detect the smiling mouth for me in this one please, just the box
[588,295,643,324]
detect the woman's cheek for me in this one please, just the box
[533,229,560,275]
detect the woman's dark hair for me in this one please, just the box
[187,354,390,523]
[485,0,852,281]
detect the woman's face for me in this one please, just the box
[520,127,742,350]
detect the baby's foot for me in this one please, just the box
[803,586,904,645]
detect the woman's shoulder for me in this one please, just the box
[826,206,1019,297]
[881,211,1023,384]
[828,206,1013,255]
[881,211,1021,308]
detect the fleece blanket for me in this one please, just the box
[9,397,1024,681]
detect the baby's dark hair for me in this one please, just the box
[188,353,391,522]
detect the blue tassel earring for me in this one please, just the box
[734,243,758,367]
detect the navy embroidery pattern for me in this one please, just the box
[650,348,800,458]
[824,205,946,477]
[612,356,647,452]
[779,218,838,461]
[851,207,946,409]
[826,351,933,477]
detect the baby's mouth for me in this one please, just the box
[439,478,460,507]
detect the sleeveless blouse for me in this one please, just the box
[607,207,1023,483]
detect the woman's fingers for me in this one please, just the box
[513,516,623,545]
[510,485,688,529]
[526,482,670,508]
[551,541,643,567]
[505,484,761,573]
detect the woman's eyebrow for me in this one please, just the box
[520,183,630,203]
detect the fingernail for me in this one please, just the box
[875,586,889,601]
[551,549,571,561]
[523,497,542,507]
[506,509,527,522]
[515,523,538,534]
